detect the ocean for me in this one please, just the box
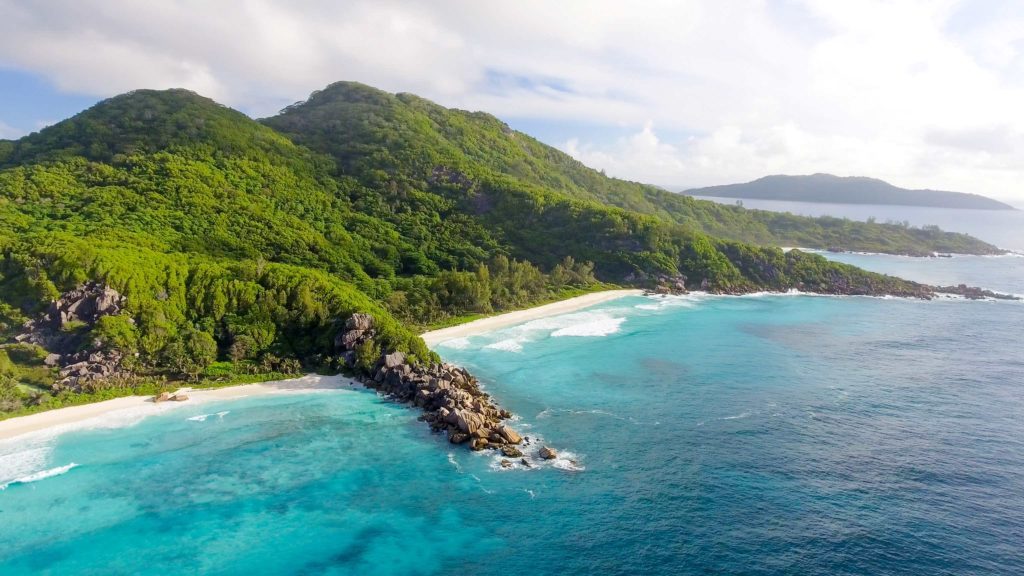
[1,254,1023,574]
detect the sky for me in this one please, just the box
[1,0,1022,203]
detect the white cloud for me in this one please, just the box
[566,121,1024,203]
[0,0,1021,201]
[565,122,686,186]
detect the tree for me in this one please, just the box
[229,335,256,362]
[0,352,21,411]
[164,326,217,380]
[354,339,380,374]
[93,314,139,353]
[0,374,21,412]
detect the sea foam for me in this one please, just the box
[0,462,78,490]
[480,310,628,352]
[485,338,525,352]
[187,411,231,422]
[0,445,52,487]
[550,451,585,472]
[550,315,625,337]
[438,337,471,350]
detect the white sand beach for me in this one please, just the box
[0,290,642,443]
[0,374,360,442]
[420,289,643,346]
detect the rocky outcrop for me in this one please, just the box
[624,271,688,294]
[497,424,522,445]
[335,314,525,453]
[16,282,127,352]
[936,284,1021,301]
[333,312,376,362]
[15,283,135,392]
[501,445,523,458]
[56,350,131,392]
[363,356,521,452]
[539,446,558,460]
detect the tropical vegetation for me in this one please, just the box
[0,83,987,414]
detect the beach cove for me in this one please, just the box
[2,258,1023,574]
[0,290,644,445]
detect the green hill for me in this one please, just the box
[688,173,1016,211]
[0,83,997,416]
[263,82,1004,256]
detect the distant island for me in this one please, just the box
[686,174,1016,210]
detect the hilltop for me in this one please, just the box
[687,173,1016,210]
[262,83,1006,255]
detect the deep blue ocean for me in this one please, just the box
[2,255,1023,573]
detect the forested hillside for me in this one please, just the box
[263,82,1003,256]
[0,84,986,415]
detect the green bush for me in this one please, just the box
[94,314,140,352]
[204,361,236,379]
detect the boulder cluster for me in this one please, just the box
[55,350,131,392]
[17,282,125,347]
[365,352,522,452]
[16,282,134,391]
[623,271,688,294]
[936,283,1021,301]
[336,314,528,453]
[333,312,376,364]
[153,391,190,403]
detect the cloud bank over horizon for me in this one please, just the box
[1,0,1022,202]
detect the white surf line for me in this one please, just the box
[0,374,357,443]
[421,289,643,346]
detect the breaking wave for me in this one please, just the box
[480,310,628,352]
[550,451,585,472]
[0,445,52,488]
[437,337,471,350]
[0,462,78,490]
[485,338,525,352]
[550,315,625,337]
[187,411,230,422]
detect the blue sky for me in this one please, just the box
[0,69,98,137]
[1,0,1021,202]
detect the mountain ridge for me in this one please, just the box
[262,82,1004,256]
[687,173,1015,210]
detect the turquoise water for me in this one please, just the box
[2,256,1023,574]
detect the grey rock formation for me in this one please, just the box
[17,283,135,392]
[338,314,525,453]
[539,446,558,460]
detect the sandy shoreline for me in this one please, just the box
[421,289,643,346]
[0,374,360,443]
[1,290,643,443]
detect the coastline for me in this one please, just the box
[420,289,644,346]
[2,291,644,444]
[0,374,359,443]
